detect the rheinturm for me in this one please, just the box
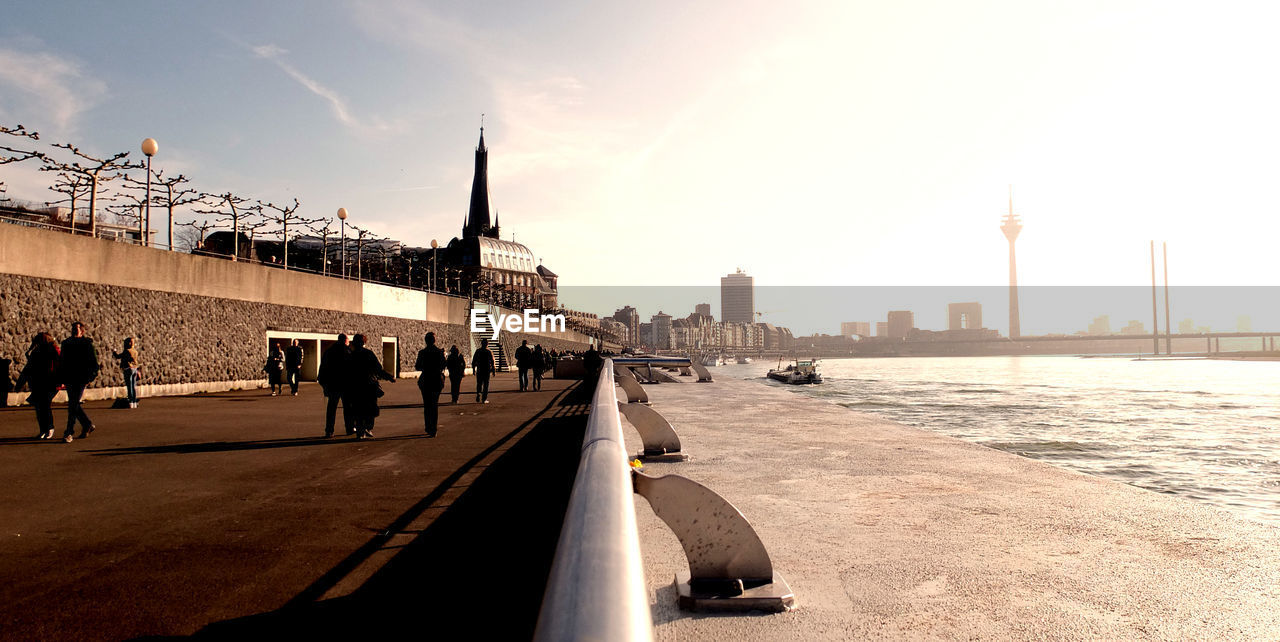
[463,128,499,239]
[1001,192,1022,339]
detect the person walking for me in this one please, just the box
[414,332,446,437]
[59,322,100,442]
[264,345,285,396]
[345,334,395,439]
[113,337,139,408]
[582,343,602,392]
[446,345,466,404]
[285,339,304,396]
[472,338,495,404]
[515,339,532,392]
[14,333,59,439]
[318,334,351,437]
[531,344,545,392]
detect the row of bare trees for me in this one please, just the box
[0,123,383,272]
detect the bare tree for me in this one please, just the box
[151,172,200,251]
[347,224,382,281]
[176,217,219,252]
[193,192,261,261]
[43,171,93,230]
[260,198,321,269]
[307,218,338,275]
[40,142,141,236]
[1,124,42,199]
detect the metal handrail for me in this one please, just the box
[534,358,654,641]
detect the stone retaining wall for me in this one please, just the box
[1,273,583,402]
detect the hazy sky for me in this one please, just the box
[3,1,1280,297]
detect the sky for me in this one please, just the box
[3,1,1280,332]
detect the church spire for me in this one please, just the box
[463,125,492,238]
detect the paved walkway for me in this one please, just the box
[0,373,590,639]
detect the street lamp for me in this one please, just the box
[140,138,157,247]
[430,239,438,292]
[337,207,348,278]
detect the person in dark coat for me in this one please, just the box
[414,332,446,437]
[285,339,304,396]
[14,333,59,439]
[345,334,395,439]
[59,322,100,442]
[264,346,285,396]
[0,357,12,408]
[531,344,545,392]
[472,338,495,404]
[514,339,532,391]
[582,344,603,391]
[445,345,466,404]
[318,334,351,437]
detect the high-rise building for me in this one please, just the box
[887,311,914,339]
[695,303,712,318]
[720,269,754,324]
[875,322,888,337]
[651,311,673,349]
[841,322,871,338]
[1001,191,1022,338]
[947,303,983,331]
[612,306,640,346]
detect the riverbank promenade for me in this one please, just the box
[629,376,1280,639]
[0,374,589,639]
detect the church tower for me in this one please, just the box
[463,127,499,239]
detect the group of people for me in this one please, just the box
[263,339,305,397]
[316,333,396,439]
[11,322,142,442]
[513,340,553,392]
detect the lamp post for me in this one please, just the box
[140,138,157,247]
[430,239,438,292]
[337,207,348,278]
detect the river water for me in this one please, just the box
[725,356,1280,527]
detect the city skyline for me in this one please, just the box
[5,3,1280,289]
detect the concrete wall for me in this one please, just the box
[0,225,593,403]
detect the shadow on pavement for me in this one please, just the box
[187,383,593,639]
[84,434,430,456]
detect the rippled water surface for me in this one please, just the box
[727,356,1280,526]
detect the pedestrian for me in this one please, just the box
[414,332,446,437]
[264,345,284,396]
[582,343,602,391]
[14,333,59,439]
[0,357,12,408]
[285,339,304,396]
[318,334,352,437]
[59,322,100,442]
[345,334,395,439]
[472,338,495,404]
[515,339,532,391]
[112,337,139,408]
[446,345,466,404]
[531,344,545,392]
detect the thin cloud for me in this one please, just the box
[248,41,392,134]
[0,46,105,135]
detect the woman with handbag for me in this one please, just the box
[344,334,395,439]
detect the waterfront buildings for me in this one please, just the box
[947,303,982,331]
[720,269,754,324]
[841,321,871,338]
[651,311,673,349]
[887,311,915,339]
[876,321,889,337]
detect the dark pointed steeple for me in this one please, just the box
[463,127,493,238]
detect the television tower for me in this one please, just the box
[1001,188,1022,339]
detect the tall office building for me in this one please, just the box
[841,322,871,338]
[695,303,712,318]
[720,269,754,324]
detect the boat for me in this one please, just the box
[736,355,752,364]
[767,359,823,384]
